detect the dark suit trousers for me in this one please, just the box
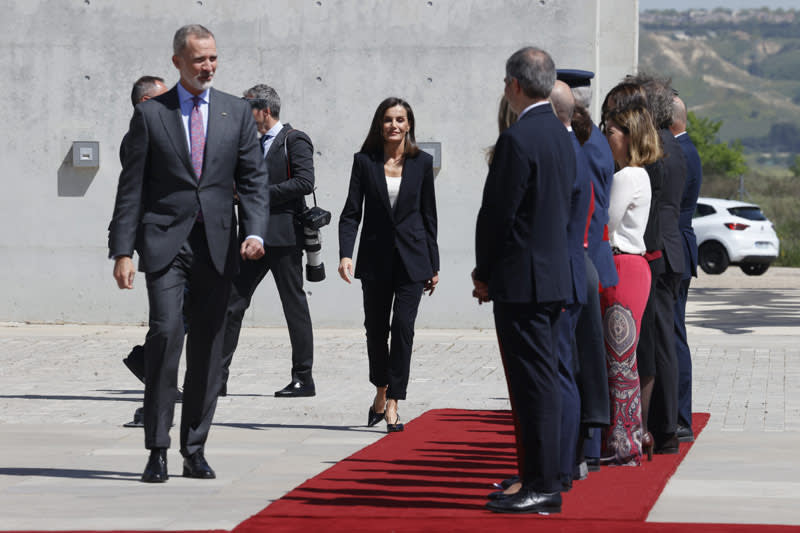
[493,301,562,494]
[575,253,610,427]
[143,223,229,456]
[557,303,581,485]
[222,246,313,385]
[647,272,681,437]
[674,277,692,428]
[360,254,423,401]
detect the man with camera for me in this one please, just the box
[220,84,318,398]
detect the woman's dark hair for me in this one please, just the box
[571,104,593,146]
[360,97,420,157]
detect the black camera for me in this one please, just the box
[303,227,325,282]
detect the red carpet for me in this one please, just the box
[235,409,766,532]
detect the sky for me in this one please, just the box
[640,0,800,10]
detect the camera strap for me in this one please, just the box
[284,128,319,208]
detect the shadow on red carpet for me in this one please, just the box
[235,409,793,532]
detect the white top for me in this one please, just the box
[386,175,402,208]
[607,166,651,255]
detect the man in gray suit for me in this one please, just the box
[108,24,269,483]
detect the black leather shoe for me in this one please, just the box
[183,451,216,479]
[654,433,680,454]
[485,488,562,514]
[493,474,520,490]
[367,406,385,427]
[123,345,146,384]
[677,424,694,443]
[385,413,404,432]
[141,448,168,483]
[488,489,514,500]
[274,380,316,397]
[585,457,601,472]
[124,407,145,428]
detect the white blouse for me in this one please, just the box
[386,175,402,208]
[607,166,651,255]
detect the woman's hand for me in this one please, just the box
[424,272,439,295]
[338,257,354,283]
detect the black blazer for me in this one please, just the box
[676,133,702,278]
[475,103,574,304]
[338,150,439,282]
[108,86,269,275]
[658,129,687,275]
[263,124,315,247]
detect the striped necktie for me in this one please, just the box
[190,96,205,179]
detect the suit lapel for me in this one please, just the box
[393,154,416,217]
[372,153,393,216]
[158,87,195,183]
[204,87,231,181]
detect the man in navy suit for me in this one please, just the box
[670,95,702,442]
[474,46,575,514]
[558,69,614,470]
[549,80,592,489]
[109,24,269,482]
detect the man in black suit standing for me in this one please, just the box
[109,24,269,483]
[670,95,702,442]
[221,84,316,398]
[474,46,575,514]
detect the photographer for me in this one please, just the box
[221,84,317,398]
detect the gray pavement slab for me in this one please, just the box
[1,267,800,529]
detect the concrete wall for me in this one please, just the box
[0,0,638,328]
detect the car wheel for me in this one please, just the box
[740,263,769,276]
[699,241,729,274]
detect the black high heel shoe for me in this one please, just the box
[385,413,404,432]
[367,405,385,427]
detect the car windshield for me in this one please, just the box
[728,206,767,221]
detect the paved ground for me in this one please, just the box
[1,267,799,530]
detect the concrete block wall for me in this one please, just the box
[0,0,638,327]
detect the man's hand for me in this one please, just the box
[424,272,439,295]
[241,237,265,260]
[471,268,490,304]
[338,257,354,283]
[113,256,136,290]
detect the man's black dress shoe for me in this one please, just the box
[274,380,316,397]
[654,433,680,454]
[367,406,385,427]
[493,474,520,490]
[485,488,562,514]
[488,489,513,500]
[123,345,146,384]
[141,448,168,483]
[183,451,216,479]
[124,407,145,428]
[585,457,601,472]
[676,423,694,443]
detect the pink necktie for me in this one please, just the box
[190,96,205,180]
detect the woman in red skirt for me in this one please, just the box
[599,84,662,465]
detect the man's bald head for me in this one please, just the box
[670,95,687,135]
[550,80,575,128]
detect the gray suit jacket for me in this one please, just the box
[108,86,269,275]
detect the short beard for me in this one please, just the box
[187,75,213,92]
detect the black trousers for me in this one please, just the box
[360,255,423,401]
[494,300,562,494]
[575,252,610,427]
[644,270,681,437]
[143,224,231,456]
[222,245,313,385]
[674,277,693,428]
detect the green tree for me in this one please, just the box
[686,111,748,177]
[790,154,800,178]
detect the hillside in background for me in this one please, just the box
[640,8,800,164]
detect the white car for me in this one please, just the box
[692,197,780,276]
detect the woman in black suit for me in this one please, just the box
[338,97,439,432]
